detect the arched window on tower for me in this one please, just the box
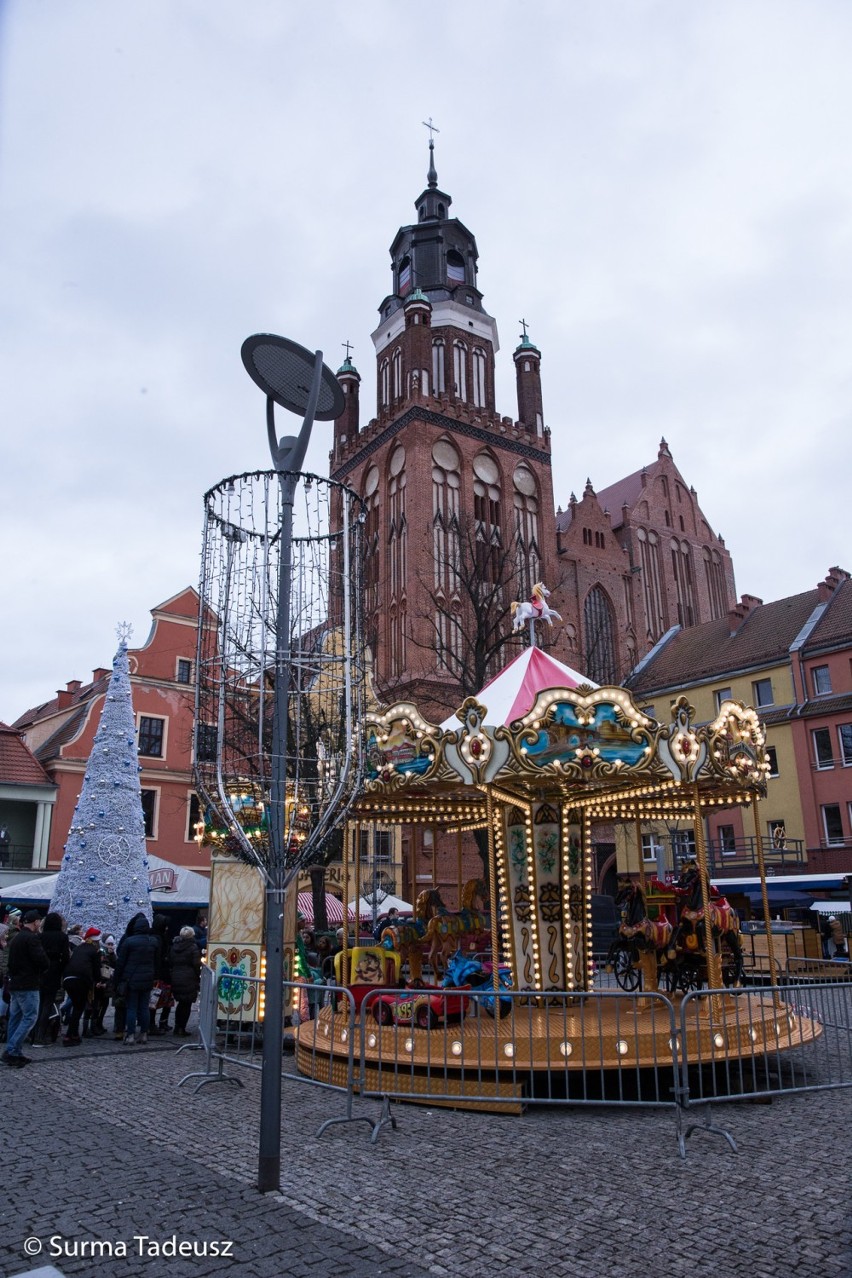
[584,586,617,684]
[432,340,446,395]
[362,465,381,654]
[473,452,502,586]
[380,359,390,409]
[512,464,539,595]
[453,342,467,401]
[472,348,487,408]
[388,445,407,675]
[432,438,461,672]
[392,348,402,400]
[447,249,465,284]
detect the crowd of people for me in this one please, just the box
[0,906,206,1068]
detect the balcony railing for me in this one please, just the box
[704,837,806,876]
[0,843,36,872]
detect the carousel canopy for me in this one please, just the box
[439,646,596,731]
[296,890,344,924]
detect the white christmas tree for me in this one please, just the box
[50,626,153,935]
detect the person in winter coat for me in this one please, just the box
[114,914,159,1045]
[32,912,70,1045]
[169,926,202,1036]
[3,911,48,1066]
[62,927,103,1046]
[150,914,174,1035]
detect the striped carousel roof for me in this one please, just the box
[440,646,597,731]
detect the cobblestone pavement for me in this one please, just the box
[0,1032,849,1278]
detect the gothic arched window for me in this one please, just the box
[473,452,502,585]
[584,586,617,684]
[432,340,445,395]
[472,348,487,408]
[636,528,665,641]
[703,547,727,620]
[388,446,407,674]
[671,538,696,627]
[432,438,461,671]
[362,465,381,653]
[380,359,390,408]
[392,348,402,400]
[513,464,539,595]
[453,342,467,401]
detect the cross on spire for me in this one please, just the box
[342,339,353,361]
[422,117,440,143]
[519,318,529,340]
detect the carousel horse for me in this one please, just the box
[509,582,563,634]
[379,918,426,982]
[416,879,490,976]
[672,861,744,983]
[613,878,673,992]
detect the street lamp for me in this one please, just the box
[240,334,344,1195]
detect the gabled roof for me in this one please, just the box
[805,577,852,651]
[628,589,822,695]
[0,723,54,787]
[14,671,110,733]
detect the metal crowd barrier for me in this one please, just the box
[177,968,852,1158]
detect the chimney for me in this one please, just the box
[817,566,851,603]
[55,690,73,709]
[92,667,109,684]
[727,593,763,634]
[66,680,81,694]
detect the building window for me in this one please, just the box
[452,342,467,400]
[432,341,445,394]
[822,804,844,846]
[186,792,202,842]
[196,723,218,763]
[839,724,852,767]
[752,678,774,708]
[640,833,659,862]
[472,348,487,408]
[380,359,390,408]
[718,824,736,854]
[359,828,393,865]
[176,658,192,684]
[392,348,402,400]
[446,249,465,284]
[714,688,733,713]
[703,547,727,622]
[398,255,411,295]
[583,586,617,684]
[765,745,779,777]
[769,821,787,849]
[140,789,158,839]
[812,728,834,770]
[672,829,696,860]
[812,665,832,696]
[138,716,165,758]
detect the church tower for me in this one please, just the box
[330,136,559,717]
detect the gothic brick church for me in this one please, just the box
[330,139,736,717]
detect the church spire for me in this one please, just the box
[423,117,439,188]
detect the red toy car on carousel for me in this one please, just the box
[370,984,470,1030]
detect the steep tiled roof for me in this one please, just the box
[805,577,852,651]
[594,468,646,527]
[34,706,91,762]
[628,589,822,695]
[14,673,110,735]
[0,723,54,787]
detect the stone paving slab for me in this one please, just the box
[0,1034,849,1278]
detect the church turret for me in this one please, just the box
[333,348,360,464]
[513,322,543,436]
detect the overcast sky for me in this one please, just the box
[1,1,849,722]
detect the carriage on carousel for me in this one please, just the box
[606,862,746,993]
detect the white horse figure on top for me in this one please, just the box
[510,582,562,633]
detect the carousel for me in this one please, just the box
[296,589,821,1106]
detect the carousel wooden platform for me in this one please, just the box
[295,992,822,1113]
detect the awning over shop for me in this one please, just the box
[809,900,852,915]
[296,891,344,924]
[742,889,814,910]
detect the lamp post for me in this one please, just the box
[239,334,344,1195]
